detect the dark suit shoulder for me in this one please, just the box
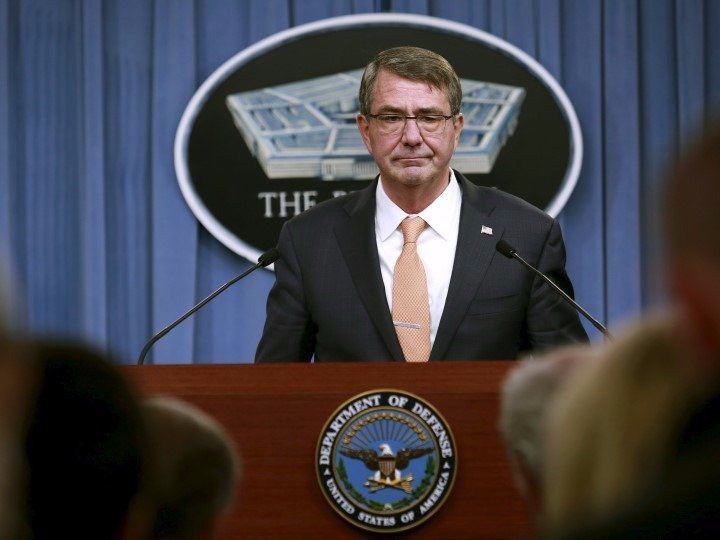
[455,173,556,237]
[281,184,372,233]
[482,186,552,218]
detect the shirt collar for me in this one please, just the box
[376,170,462,241]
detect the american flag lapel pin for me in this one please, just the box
[481,225,493,235]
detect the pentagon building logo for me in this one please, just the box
[316,390,457,533]
[226,70,525,181]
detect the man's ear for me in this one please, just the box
[356,114,373,154]
[452,113,464,151]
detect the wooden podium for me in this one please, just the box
[125,362,530,538]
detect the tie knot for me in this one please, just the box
[401,216,426,244]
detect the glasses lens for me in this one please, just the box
[378,115,405,134]
[418,116,444,133]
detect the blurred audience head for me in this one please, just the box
[142,396,239,540]
[0,340,35,539]
[499,345,593,516]
[663,122,720,375]
[22,340,147,539]
[542,314,700,532]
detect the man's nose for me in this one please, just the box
[401,117,423,144]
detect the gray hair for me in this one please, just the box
[499,347,591,480]
[358,46,462,116]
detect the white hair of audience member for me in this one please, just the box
[499,345,594,502]
[542,313,704,531]
[142,396,240,540]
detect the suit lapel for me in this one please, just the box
[334,180,405,361]
[431,174,504,360]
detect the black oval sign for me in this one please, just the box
[175,13,582,265]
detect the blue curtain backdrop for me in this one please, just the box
[1,0,718,364]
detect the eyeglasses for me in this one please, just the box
[365,113,456,136]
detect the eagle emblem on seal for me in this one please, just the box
[340,443,433,494]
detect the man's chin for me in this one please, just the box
[393,166,430,185]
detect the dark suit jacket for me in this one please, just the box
[255,172,588,362]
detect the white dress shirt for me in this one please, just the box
[375,171,462,346]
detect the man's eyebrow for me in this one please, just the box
[415,107,449,115]
[371,106,448,115]
[372,106,404,114]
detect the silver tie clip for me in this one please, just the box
[393,321,421,330]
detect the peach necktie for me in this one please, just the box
[392,217,431,362]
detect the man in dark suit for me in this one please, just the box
[255,46,587,363]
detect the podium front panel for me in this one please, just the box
[125,361,530,539]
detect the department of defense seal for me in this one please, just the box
[316,389,457,533]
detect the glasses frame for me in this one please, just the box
[365,112,457,136]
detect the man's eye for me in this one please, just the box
[381,115,404,123]
[419,115,442,124]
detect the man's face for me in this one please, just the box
[357,70,463,199]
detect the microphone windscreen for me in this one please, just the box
[495,240,517,259]
[258,248,280,267]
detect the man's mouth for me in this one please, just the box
[395,156,430,164]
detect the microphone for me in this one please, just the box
[137,248,279,365]
[495,239,611,339]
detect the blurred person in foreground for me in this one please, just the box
[142,396,240,540]
[0,268,28,537]
[0,340,35,539]
[542,314,702,534]
[21,340,149,539]
[544,122,720,537]
[664,123,720,377]
[498,345,593,522]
